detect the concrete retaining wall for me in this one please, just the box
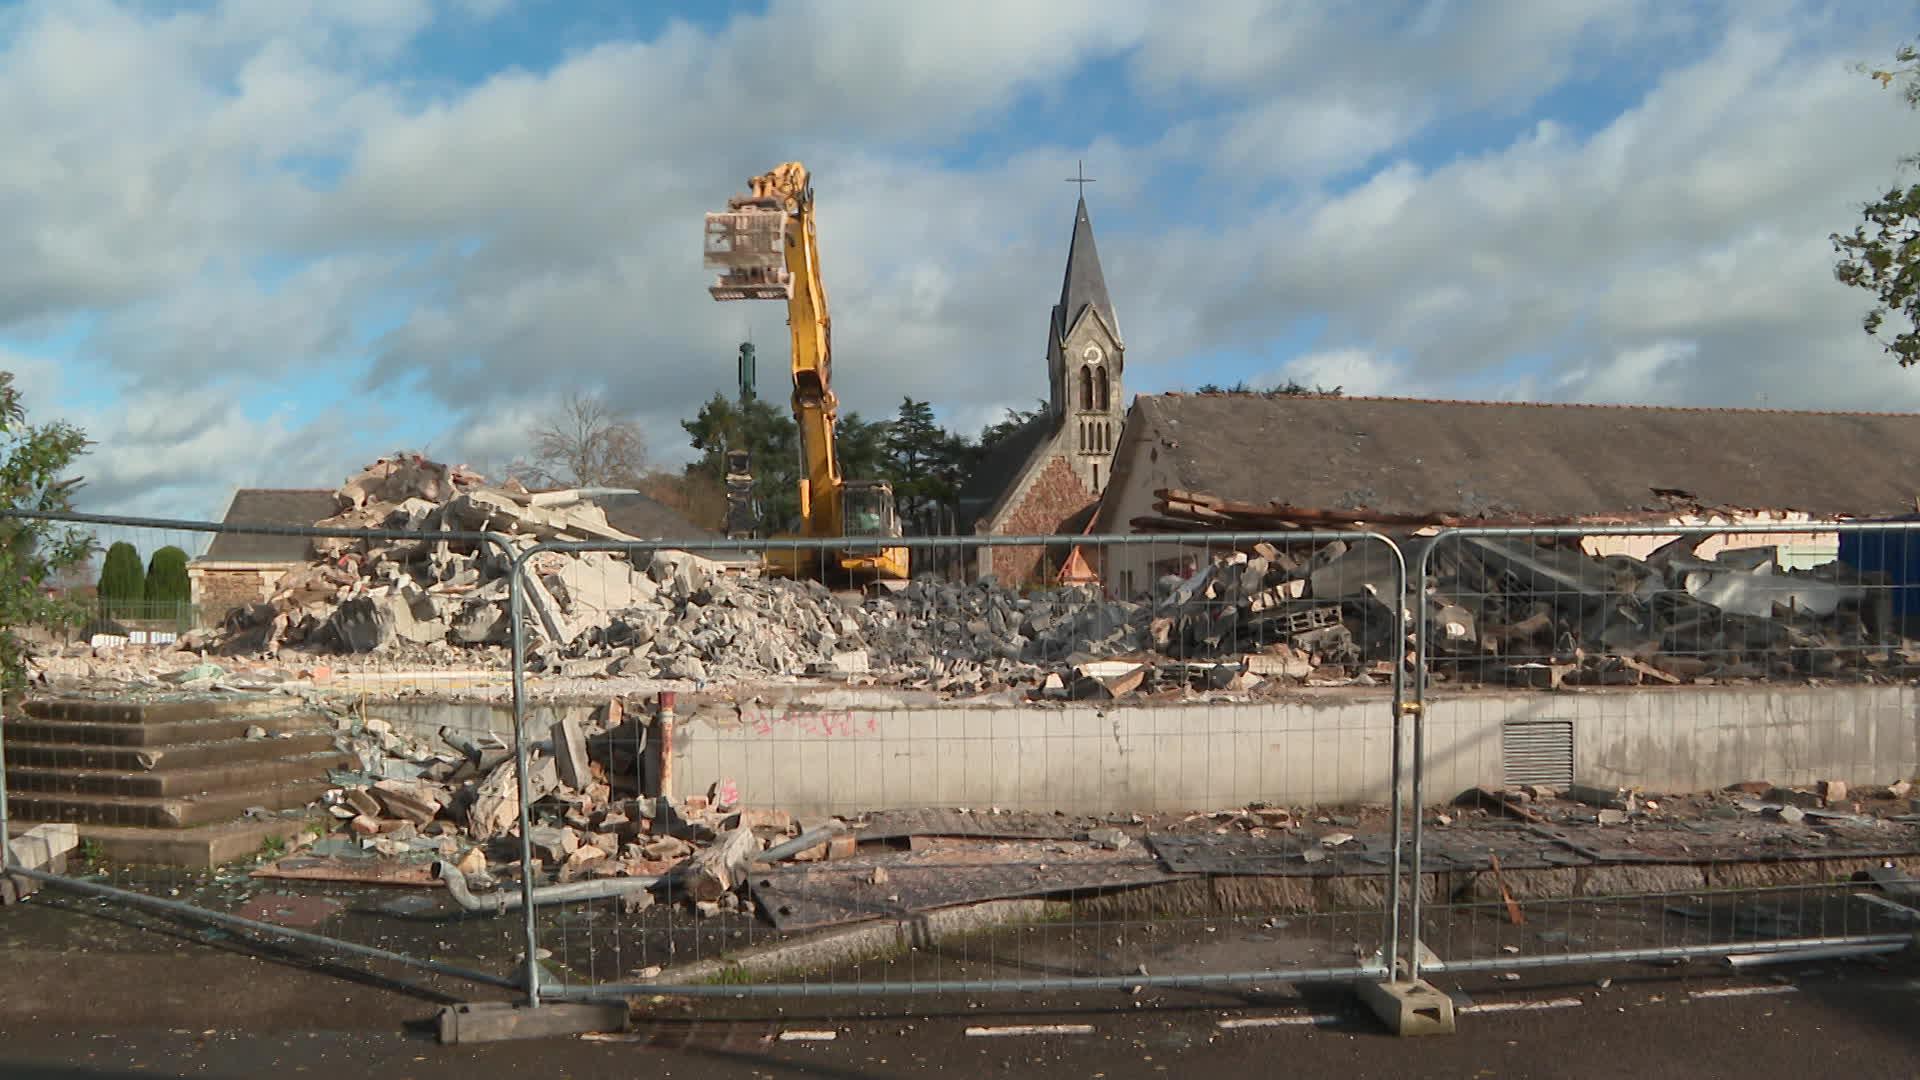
[366,685,1920,817]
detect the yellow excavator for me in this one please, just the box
[703,162,909,586]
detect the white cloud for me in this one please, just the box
[1140,16,1920,410]
[1555,341,1698,404]
[1212,96,1424,183]
[0,0,1915,525]
[1258,347,1413,398]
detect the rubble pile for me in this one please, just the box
[189,455,1920,698]
[201,455,1389,695]
[1424,535,1912,687]
[323,703,812,910]
[1457,776,1919,837]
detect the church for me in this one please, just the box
[956,193,1125,586]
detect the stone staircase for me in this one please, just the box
[4,693,348,866]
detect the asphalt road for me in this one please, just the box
[2,925,1917,1080]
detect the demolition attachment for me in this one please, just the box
[704,163,810,301]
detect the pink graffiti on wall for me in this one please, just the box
[742,705,878,738]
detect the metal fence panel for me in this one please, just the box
[501,530,1413,1004]
[1408,520,1920,982]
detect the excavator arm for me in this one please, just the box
[703,163,907,583]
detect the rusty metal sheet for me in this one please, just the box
[250,855,441,888]
[232,893,344,928]
[1146,832,1396,876]
[854,809,1076,843]
[748,844,1186,932]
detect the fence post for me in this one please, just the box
[1382,534,1409,981]
[1354,532,1458,1036]
[506,540,544,1008]
[1404,532,1442,985]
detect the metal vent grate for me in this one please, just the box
[1503,719,1574,788]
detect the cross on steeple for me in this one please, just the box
[1065,160,1095,196]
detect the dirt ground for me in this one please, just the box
[3,881,1920,1079]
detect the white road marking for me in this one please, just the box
[1689,985,1799,1000]
[1216,1014,1346,1029]
[777,1030,838,1042]
[964,1024,1096,1038]
[1458,996,1585,1014]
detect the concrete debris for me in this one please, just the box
[681,827,762,902]
[182,457,1389,696]
[306,696,811,911]
[44,454,1919,702]
[1425,536,1906,688]
[550,715,593,792]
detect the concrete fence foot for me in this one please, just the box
[436,1001,629,1044]
[1359,979,1456,1036]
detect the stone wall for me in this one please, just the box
[984,454,1096,588]
[189,565,283,628]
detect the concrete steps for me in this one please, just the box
[6,779,338,829]
[4,732,340,772]
[6,751,352,797]
[4,694,342,862]
[5,712,325,748]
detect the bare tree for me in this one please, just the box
[512,391,650,490]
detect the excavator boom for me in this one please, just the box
[703,163,907,585]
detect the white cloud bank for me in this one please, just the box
[0,1,1912,519]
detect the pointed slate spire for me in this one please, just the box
[1056,196,1118,342]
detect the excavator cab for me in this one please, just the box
[840,480,900,541]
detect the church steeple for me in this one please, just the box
[1042,189,1125,494]
[1056,196,1119,346]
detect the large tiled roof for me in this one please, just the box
[1119,393,1920,519]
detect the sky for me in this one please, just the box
[2,0,1917,524]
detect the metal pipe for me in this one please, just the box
[498,528,1428,559]
[434,860,662,914]
[656,692,675,809]
[755,821,847,864]
[1421,934,1913,974]
[505,540,543,1009]
[6,864,521,990]
[540,962,1391,1001]
[1724,941,1909,968]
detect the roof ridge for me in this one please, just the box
[1151,391,1920,419]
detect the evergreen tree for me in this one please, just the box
[97,541,145,619]
[975,400,1047,452]
[144,546,191,614]
[682,392,802,534]
[885,397,970,523]
[836,410,892,486]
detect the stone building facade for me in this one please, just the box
[188,489,337,627]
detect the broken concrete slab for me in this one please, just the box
[550,715,592,792]
[468,755,561,841]
[681,827,761,902]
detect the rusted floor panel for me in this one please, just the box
[853,809,1078,843]
[749,842,1186,932]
